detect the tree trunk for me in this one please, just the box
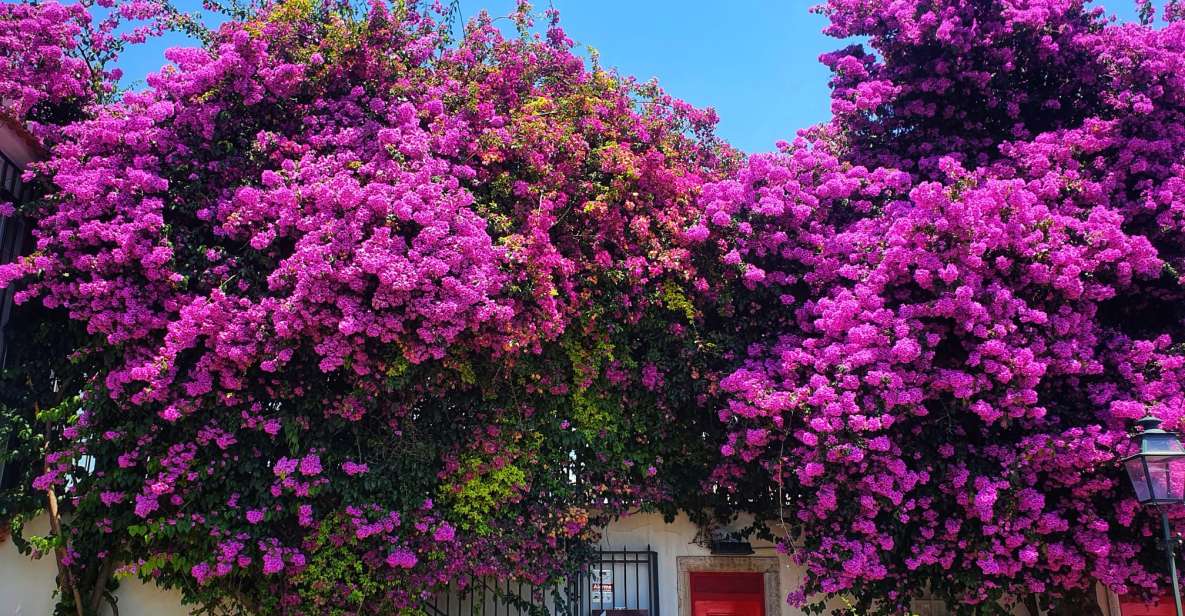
[44,463,84,616]
[88,553,118,615]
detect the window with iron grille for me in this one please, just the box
[421,547,660,616]
[0,146,32,502]
[0,149,32,205]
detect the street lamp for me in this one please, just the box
[1125,415,1185,616]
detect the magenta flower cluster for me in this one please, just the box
[0,0,184,141]
[0,2,90,121]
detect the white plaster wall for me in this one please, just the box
[598,512,1122,616]
[0,515,191,616]
[0,512,1121,616]
[0,516,58,616]
[2,511,838,616]
[598,511,849,616]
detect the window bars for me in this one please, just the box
[0,149,31,205]
[0,146,30,493]
[421,547,660,616]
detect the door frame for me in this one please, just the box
[677,556,781,616]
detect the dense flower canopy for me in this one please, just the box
[1,0,736,612]
[710,0,1185,612]
[5,0,1185,614]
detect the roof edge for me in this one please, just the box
[0,112,48,160]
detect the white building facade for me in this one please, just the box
[0,511,1132,616]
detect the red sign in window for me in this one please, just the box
[689,572,765,616]
[1120,594,1178,616]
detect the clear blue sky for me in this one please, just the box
[117,0,1145,154]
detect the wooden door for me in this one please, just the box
[1120,594,1179,616]
[689,572,765,616]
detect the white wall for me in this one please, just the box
[599,511,846,616]
[0,512,1120,616]
[0,515,190,616]
[3,512,830,616]
[0,516,58,616]
[599,512,1126,616]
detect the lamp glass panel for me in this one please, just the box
[1142,433,1185,455]
[1148,457,1172,501]
[1126,458,1152,503]
[1176,456,1185,501]
[1165,455,1185,501]
[1141,455,1185,502]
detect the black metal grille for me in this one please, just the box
[0,143,32,492]
[0,149,31,205]
[422,547,660,616]
[576,548,659,616]
[0,147,29,370]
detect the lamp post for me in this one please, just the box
[1124,415,1185,616]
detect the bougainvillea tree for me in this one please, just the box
[9,0,1185,614]
[1,1,737,613]
[708,0,1185,613]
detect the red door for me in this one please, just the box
[1120,594,1178,616]
[690,572,765,616]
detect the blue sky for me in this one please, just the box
[117,0,1145,154]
